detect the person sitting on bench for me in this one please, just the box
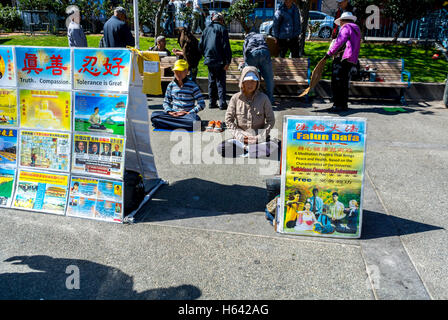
[217,66,278,158]
[151,59,206,131]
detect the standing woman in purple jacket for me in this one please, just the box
[324,12,361,112]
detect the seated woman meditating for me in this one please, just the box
[217,66,279,158]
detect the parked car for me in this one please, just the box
[259,11,335,39]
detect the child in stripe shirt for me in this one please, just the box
[151,59,205,131]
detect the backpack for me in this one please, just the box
[123,170,146,216]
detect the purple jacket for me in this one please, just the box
[327,23,361,64]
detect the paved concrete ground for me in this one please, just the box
[0,96,447,300]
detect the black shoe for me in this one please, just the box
[209,102,218,109]
[219,103,228,110]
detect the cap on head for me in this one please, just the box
[156,35,166,43]
[173,59,189,72]
[243,71,259,82]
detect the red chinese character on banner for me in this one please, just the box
[312,124,326,132]
[22,53,43,74]
[78,56,101,76]
[295,123,308,131]
[344,124,359,133]
[103,57,125,76]
[329,124,342,132]
[46,54,67,75]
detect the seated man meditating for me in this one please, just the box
[151,59,205,131]
[217,66,278,158]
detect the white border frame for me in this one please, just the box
[277,115,368,239]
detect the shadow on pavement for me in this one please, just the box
[138,178,267,222]
[0,255,201,300]
[361,210,444,240]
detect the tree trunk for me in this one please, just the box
[155,0,168,41]
[299,0,311,57]
[392,23,406,43]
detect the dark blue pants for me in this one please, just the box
[207,65,227,107]
[151,111,200,131]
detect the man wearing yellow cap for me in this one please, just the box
[151,59,206,131]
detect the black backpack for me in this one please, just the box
[123,170,146,216]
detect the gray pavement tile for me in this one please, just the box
[0,208,373,300]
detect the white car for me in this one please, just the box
[259,11,335,39]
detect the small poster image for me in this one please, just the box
[0,89,18,127]
[15,47,71,90]
[12,170,69,215]
[19,89,71,131]
[0,168,16,208]
[0,128,17,167]
[20,131,70,172]
[278,116,367,239]
[95,199,122,222]
[67,176,123,223]
[72,134,125,178]
[74,91,127,136]
[97,179,122,202]
[0,46,16,87]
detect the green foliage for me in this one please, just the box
[1,34,446,83]
[0,4,22,32]
[17,0,72,17]
[179,3,193,29]
[225,0,257,34]
[138,0,159,32]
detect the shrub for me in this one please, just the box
[0,5,23,32]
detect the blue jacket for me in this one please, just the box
[243,32,269,60]
[103,16,135,48]
[272,4,301,40]
[199,22,232,67]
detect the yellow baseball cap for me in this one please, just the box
[173,59,189,71]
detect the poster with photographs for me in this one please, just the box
[19,131,70,172]
[12,170,69,215]
[74,91,127,136]
[0,89,18,127]
[72,134,125,178]
[0,168,16,208]
[0,128,17,168]
[277,116,367,239]
[67,176,123,223]
[19,89,71,132]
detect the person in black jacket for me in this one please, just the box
[199,12,232,110]
[103,7,135,48]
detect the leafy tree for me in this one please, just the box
[0,4,22,32]
[138,0,158,34]
[178,1,193,30]
[382,0,444,42]
[225,0,257,34]
[154,0,168,39]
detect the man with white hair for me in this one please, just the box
[150,36,172,56]
[103,7,135,48]
[67,7,87,47]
